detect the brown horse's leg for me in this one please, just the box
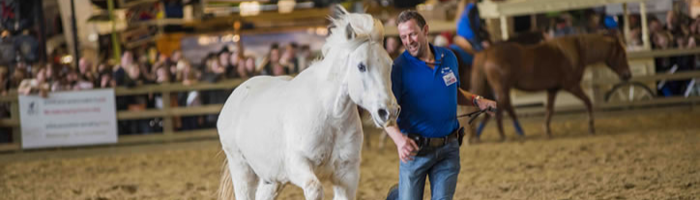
[568,86,595,134]
[544,89,559,137]
[494,104,506,141]
[493,88,515,141]
[502,97,525,138]
[469,114,490,143]
[484,67,509,141]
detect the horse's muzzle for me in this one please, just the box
[375,105,400,127]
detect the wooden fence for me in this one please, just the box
[1,49,700,152]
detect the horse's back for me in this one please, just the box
[478,40,577,91]
[217,75,296,179]
[217,75,293,136]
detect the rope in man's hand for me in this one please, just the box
[456,107,497,125]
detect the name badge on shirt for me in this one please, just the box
[442,68,457,86]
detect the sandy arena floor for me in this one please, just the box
[1,108,699,200]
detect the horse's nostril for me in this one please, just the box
[377,109,388,120]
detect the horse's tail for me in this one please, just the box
[218,156,234,200]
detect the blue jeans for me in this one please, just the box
[388,140,461,200]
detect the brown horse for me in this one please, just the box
[469,34,632,140]
[453,31,547,92]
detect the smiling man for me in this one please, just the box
[384,10,497,200]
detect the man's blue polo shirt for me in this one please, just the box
[391,44,461,138]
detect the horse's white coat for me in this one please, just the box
[217,6,398,200]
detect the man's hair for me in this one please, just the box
[397,10,427,29]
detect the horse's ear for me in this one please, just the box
[346,24,356,40]
[333,5,349,18]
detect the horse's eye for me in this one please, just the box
[358,63,367,72]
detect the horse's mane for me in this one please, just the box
[322,6,384,56]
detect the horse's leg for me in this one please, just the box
[476,114,490,138]
[489,84,507,141]
[288,156,324,200]
[469,114,490,143]
[502,96,525,138]
[225,153,259,200]
[494,103,506,141]
[331,160,360,200]
[567,86,595,134]
[255,179,282,200]
[544,89,559,137]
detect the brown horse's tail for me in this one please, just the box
[218,154,234,200]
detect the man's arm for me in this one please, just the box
[457,88,478,106]
[384,125,419,163]
[458,88,497,112]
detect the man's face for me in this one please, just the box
[398,19,428,57]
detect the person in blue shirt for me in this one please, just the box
[453,0,490,54]
[385,10,497,200]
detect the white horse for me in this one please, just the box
[217,6,399,200]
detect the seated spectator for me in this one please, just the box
[280,43,299,74]
[78,58,97,85]
[228,48,241,78]
[10,66,27,89]
[384,37,402,60]
[155,66,171,84]
[235,55,257,79]
[18,67,49,97]
[176,60,200,86]
[203,55,226,83]
[261,43,287,76]
[51,69,79,91]
[653,31,674,50]
[553,14,577,37]
[98,70,114,88]
[218,48,232,77]
[583,13,605,34]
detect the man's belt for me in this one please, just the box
[408,127,465,148]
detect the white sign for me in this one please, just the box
[606,0,673,15]
[19,89,118,149]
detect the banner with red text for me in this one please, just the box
[19,89,118,149]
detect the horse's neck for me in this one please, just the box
[302,48,356,119]
[580,37,610,67]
